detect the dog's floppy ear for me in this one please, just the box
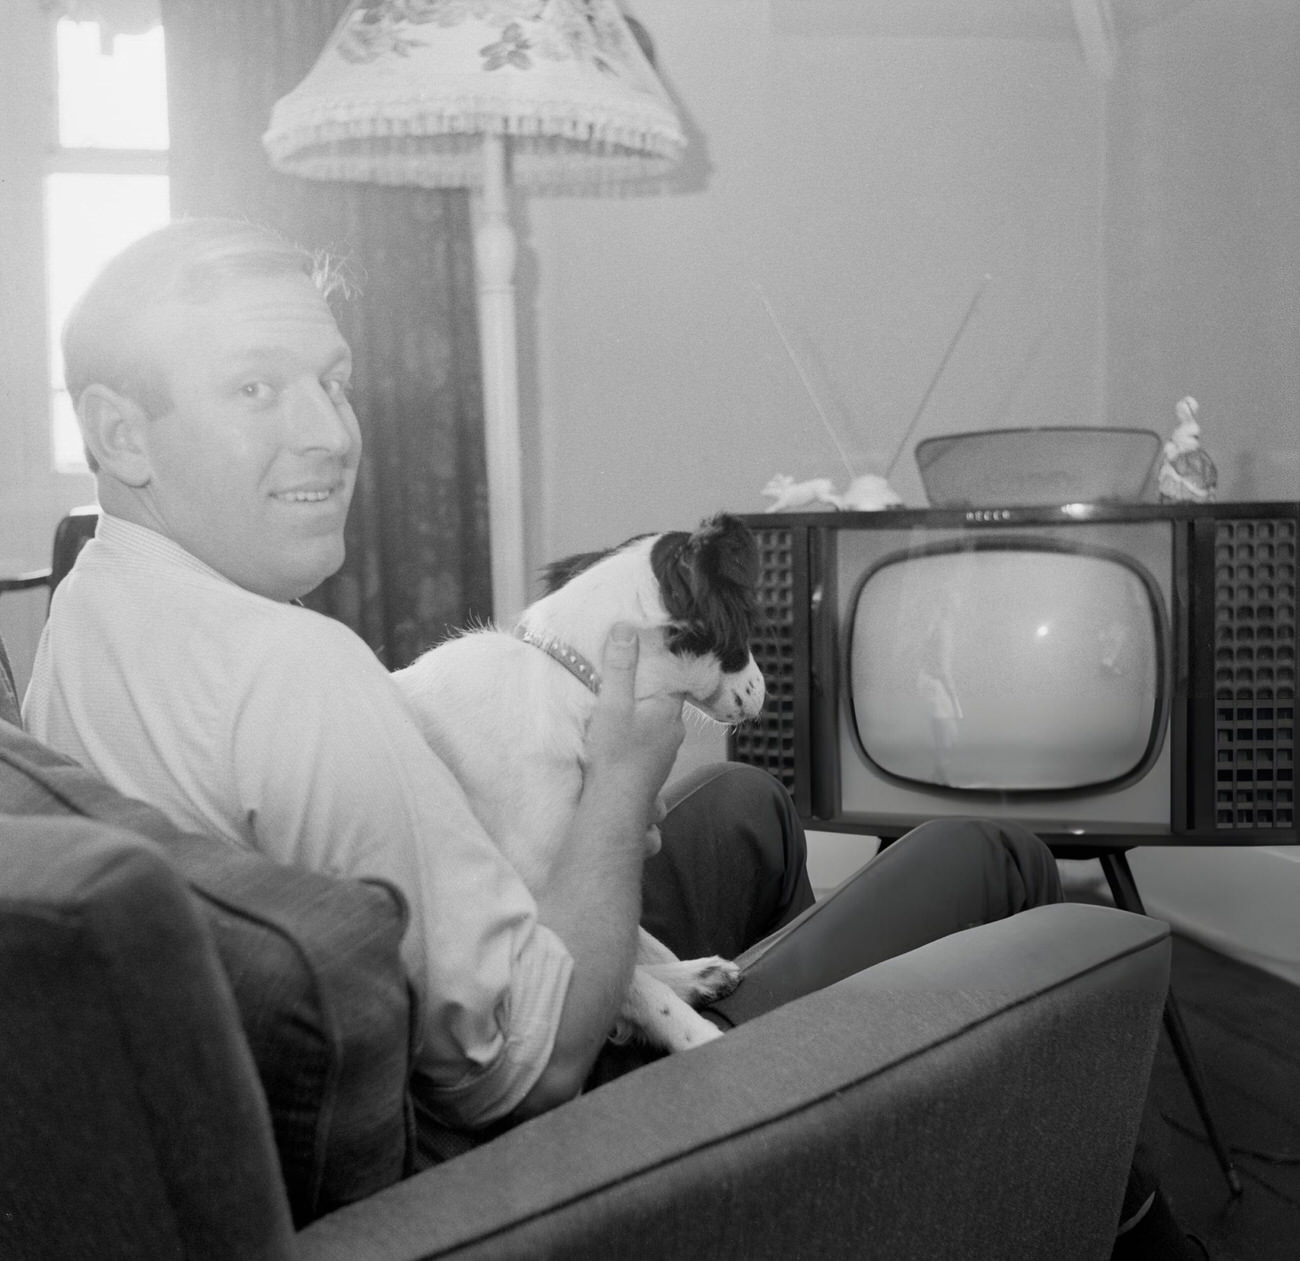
[540,531,655,595]
[687,514,760,593]
[652,514,759,670]
[658,514,759,604]
[540,549,610,595]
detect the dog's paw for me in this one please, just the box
[660,1009,726,1052]
[608,1008,722,1050]
[675,1016,725,1049]
[615,971,735,1053]
[645,956,741,1006]
[688,957,742,1004]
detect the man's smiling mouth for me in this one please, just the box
[274,487,335,503]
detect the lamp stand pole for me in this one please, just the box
[474,130,527,624]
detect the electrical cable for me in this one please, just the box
[1162,1109,1300,1166]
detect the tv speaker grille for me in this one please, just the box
[1211,517,1297,830]
[732,525,800,794]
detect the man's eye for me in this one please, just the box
[324,378,353,404]
[238,382,275,402]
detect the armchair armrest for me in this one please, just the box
[0,570,52,594]
[298,903,1169,1261]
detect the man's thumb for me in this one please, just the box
[603,624,639,682]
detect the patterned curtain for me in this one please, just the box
[159,0,491,667]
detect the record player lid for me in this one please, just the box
[915,426,1162,507]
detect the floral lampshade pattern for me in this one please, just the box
[263,0,685,190]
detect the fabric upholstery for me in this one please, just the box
[0,610,1172,1257]
[0,738,1172,1257]
[0,635,19,727]
[0,714,417,1226]
[297,902,1171,1260]
[0,817,296,1260]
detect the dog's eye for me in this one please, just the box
[716,644,754,673]
[664,624,706,660]
[666,624,751,673]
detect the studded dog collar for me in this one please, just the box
[515,626,602,695]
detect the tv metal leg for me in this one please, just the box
[1099,851,1244,1198]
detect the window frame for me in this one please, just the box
[0,7,170,694]
[43,14,172,475]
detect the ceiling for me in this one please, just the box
[771,0,1204,42]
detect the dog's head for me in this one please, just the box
[529,514,765,723]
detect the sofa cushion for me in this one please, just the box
[0,635,20,728]
[1,817,297,1259]
[0,713,417,1227]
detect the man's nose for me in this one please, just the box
[288,380,356,454]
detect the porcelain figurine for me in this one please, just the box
[1157,396,1218,503]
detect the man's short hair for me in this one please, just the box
[63,218,352,465]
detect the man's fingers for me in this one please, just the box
[601,624,639,701]
[588,626,685,801]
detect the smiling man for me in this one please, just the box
[22,219,1203,1258]
[64,225,360,601]
[24,218,698,1128]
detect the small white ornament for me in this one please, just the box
[761,472,903,513]
[761,474,836,512]
[1157,396,1218,503]
[828,474,904,511]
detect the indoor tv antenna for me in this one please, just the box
[884,271,992,481]
[756,273,991,511]
[756,286,901,511]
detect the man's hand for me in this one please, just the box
[644,794,667,858]
[583,624,685,839]
[516,624,685,1118]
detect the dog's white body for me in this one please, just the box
[394,522,765,1052]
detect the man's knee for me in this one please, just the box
[991,819,1064,906]
[659,762,813,936]
[675,762,806,873]
[901,817,1063,910]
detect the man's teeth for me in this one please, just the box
[278,489,331,502]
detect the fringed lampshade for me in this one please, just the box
[263,2,686,620]
[264,1,684,190]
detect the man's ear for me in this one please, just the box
[78,385,153,487]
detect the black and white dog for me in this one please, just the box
[394,514,764,1051]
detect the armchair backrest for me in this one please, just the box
[0,819,296,1260]
[0,505,98,724]
[50,505,99,592]
[0,686,418,1232]
[0,635,19,728]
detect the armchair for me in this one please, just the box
[0,621,1170,1259]
[0,504,98,606]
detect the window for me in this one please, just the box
[46,17,170,472]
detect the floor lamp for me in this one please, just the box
[262,1,685,624]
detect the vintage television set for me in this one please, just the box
[730,501,1299,855]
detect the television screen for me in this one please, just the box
[730,505,1297,845]
[848,545,1166,793]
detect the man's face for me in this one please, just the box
[133,271,361,602]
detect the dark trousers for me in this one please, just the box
[589,762,1064,1083]
[614,765,1198,1258]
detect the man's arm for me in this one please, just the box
[515,625,685,1117]
[233,613,680,1125]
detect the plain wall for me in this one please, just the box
[524,1,1107,573]
[1103,0,1300,985]
[1105,0,1300,500]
